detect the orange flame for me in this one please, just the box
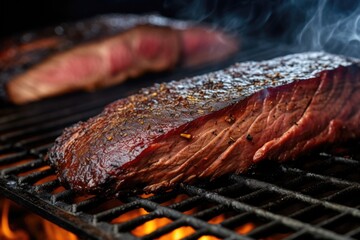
[42,219,78,240]
[236,222,256,234]
[1,195,256,240]
[112,206,255,239]
[0,200,29,240]
[1,199,78,240]
[0,156,257,239]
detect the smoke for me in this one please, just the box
[162,0,360,57]
[162,0,275,33]
[293,0,360,57]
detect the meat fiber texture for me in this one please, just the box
[49,52,360,195]
[0,14,237,104]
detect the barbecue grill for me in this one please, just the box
[1,37,360,240]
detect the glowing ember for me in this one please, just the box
[208,215,226,224]
[17,165,51,177]
[160,226,197,239]
[235,222,256,234]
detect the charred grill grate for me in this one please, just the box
[0,42,359,240]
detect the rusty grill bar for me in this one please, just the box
[0,42,360,240]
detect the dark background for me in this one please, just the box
[0,0,284,38]
[1,0,360,57]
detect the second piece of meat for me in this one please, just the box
[1,14,238,104]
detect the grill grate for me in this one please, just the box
[0,41,359,240]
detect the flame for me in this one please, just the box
[160,226,197,239]
[130,213,216,240]
[132,212,172,237]
[1,153,257,240]
[42,219,77,240]
[1,193,256,240]
[236,222,255,234]
[0,200,29,240]
[112,205,255,239]
[1,199,78,240]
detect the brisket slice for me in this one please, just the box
[49,52,360,195]
[0,14,237,104]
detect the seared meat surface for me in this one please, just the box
[49,52,360,195]
[0,15,237,104]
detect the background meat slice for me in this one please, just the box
[0,14,238,104]
[48,52,360,195]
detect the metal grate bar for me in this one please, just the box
[220,212,253,229]
[316,212,347,228]
[182,184,355,240]
[115,196,251,240]
[1,109,101,141]
[140,219,187,240]
[231,175,360,218]
[30,143,55,155]
[1,158,45,176]
[18,168,54,184]
[95,201,141,223]
[50,189,75,203]
[15,129,63,147]
[282,229,312,240]
[181,228,214,240]
[282,166,360,188]
[320,153,360,166]
[0,102,96,132]
[0,151,28,166]
[345,221,360,238]
[246,221,281,237]
[70,196,108,213]
[34,179,61,192]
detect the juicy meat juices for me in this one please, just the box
[49,52,360,195]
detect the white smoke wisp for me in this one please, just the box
[163,0,274,33]
[162,0,360,57]
[296,0,360,57]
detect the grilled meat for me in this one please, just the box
[0,15,237,104]
[49,52,360,195]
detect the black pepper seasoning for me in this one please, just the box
[246,134,253,141]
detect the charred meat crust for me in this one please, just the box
[49,52,360,195]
